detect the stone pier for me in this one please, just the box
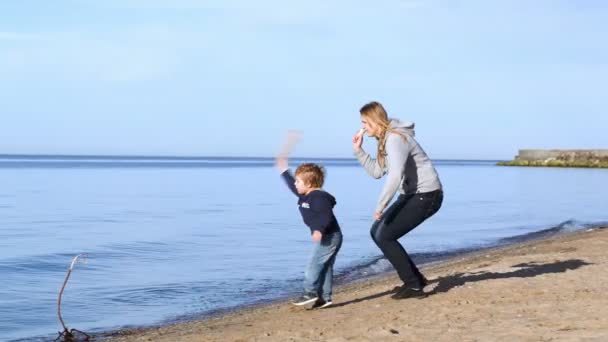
[498,149,608,168]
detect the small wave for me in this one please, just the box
[497,219,607,245]
[0,252,86,274]
[105,283,200,305]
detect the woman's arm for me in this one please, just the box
[352,129,385,179]
[354,148,385,179]
[374,134,412,214]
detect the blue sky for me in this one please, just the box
[1,0,607,159]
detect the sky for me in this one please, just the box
[1,0,607,159]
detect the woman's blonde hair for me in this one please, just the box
[359,101,406,168]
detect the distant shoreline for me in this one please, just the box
[498,149,608,168]
[497,160,608,168]
[0,154,501,163]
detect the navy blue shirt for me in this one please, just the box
[281,170,341,235]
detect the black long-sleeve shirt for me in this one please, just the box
[281,170,341,235]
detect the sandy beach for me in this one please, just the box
[104,228,608,342]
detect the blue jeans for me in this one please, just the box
[303,230,342,301]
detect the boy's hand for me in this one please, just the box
[275,155,288,172]
[312,230,322,242]
[278,130,302,155]
[276,130,302,172]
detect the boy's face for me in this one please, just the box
[294,175,311,194]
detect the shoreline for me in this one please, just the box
[498,149,608,168]
[497,160,608,168]
[100,220,601,337]
[100,227,608,341]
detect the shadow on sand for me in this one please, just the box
[332,259,591,308]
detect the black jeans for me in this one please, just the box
[370,190,443,289]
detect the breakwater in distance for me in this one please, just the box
[498,149,608,168]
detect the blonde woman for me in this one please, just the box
[352,101,443,299]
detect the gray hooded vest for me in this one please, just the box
[354,119,442,213]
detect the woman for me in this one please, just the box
[352,101,443,299]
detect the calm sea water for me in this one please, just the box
[1,156,606,341]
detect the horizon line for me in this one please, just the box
[0,153,505,162]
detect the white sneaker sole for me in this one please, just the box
[292,297,318,306]
[318,301,333,309]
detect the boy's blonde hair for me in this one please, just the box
[295,163,325,188]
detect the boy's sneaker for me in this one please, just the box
[292,293,318,306]
[310,298,333,309]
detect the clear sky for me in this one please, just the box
[1,0,607,159]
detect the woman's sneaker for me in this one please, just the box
[292,293,318,306]
[310,298,333,309]
[390,287,426,300]
[391,276,429,293]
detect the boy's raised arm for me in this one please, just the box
[275,130,303,197]
[279,167,299,197]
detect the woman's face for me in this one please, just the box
[361,116,379,137]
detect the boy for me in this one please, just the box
[275,133,343,309]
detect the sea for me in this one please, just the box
[1,155,606,341]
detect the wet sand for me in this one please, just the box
[105,228,608,341]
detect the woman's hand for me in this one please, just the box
[374,211,382,221]
[312,230,322,242]
[352,129,364,151]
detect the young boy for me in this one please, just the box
[275,133,343,309]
